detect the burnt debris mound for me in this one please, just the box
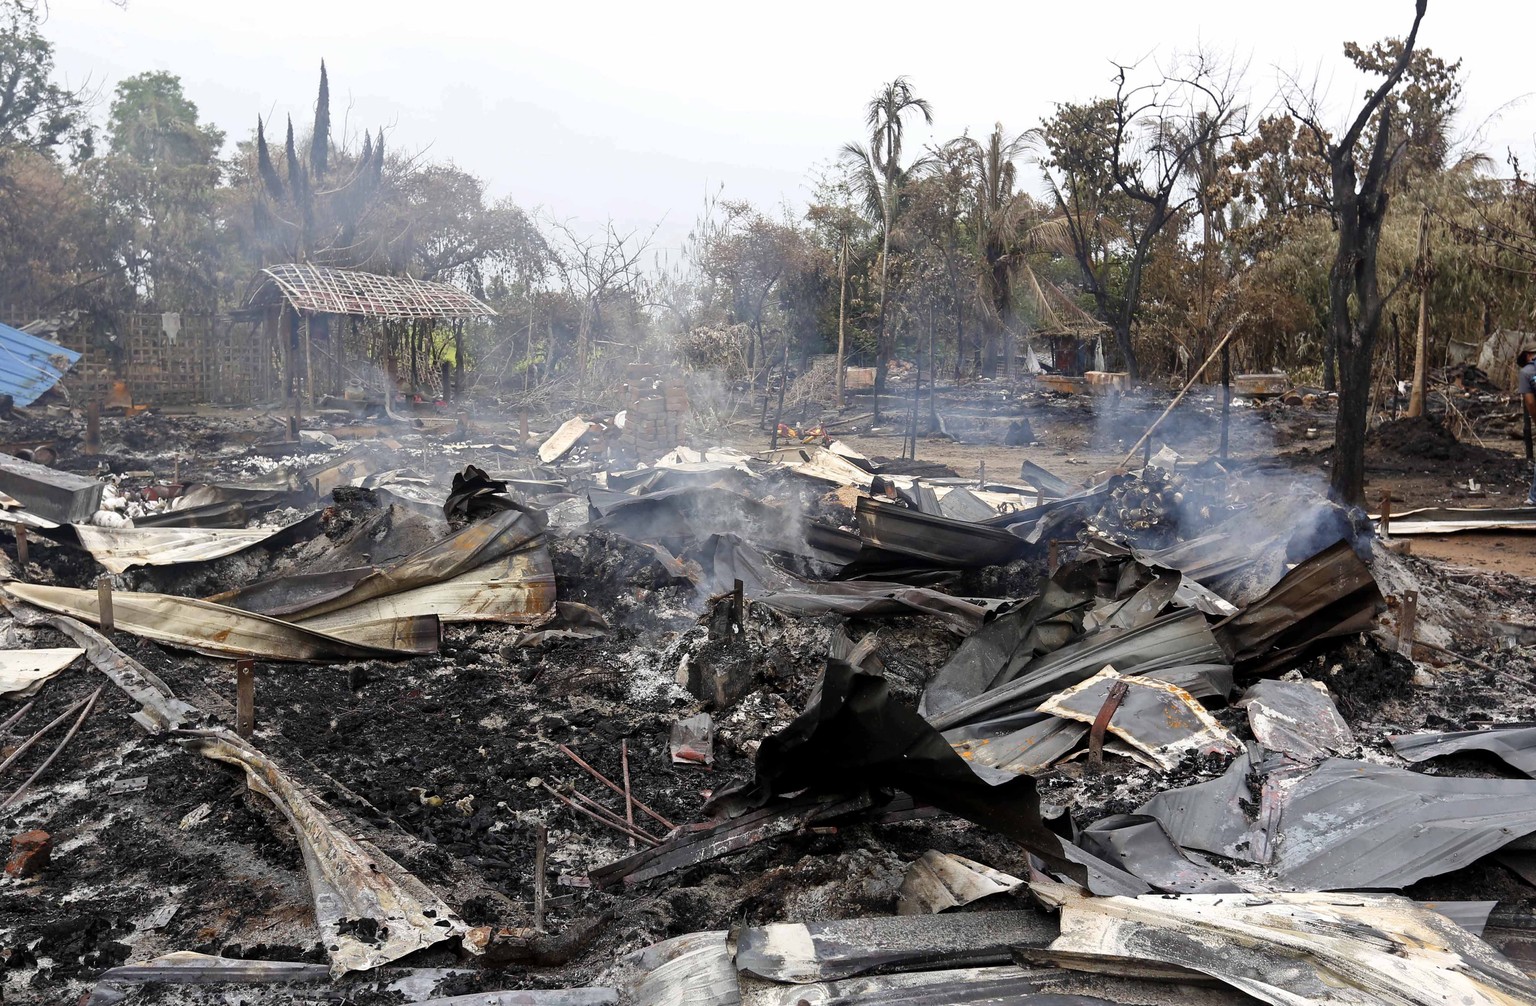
[5,403,1536,1004]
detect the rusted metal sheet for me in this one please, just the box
[1037,667,1239,770]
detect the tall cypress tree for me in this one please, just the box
[311,61,330,181]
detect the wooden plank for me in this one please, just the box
[0,453,103,524]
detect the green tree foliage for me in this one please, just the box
[98,71,225,309]
[0,0,86,156]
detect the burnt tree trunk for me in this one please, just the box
[1322,0,1427,505]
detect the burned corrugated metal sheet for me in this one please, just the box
[71,525,282,574]
[1216,539,1383,672]
[1137,746,1294,864]
[1143,749,1536,890]
[0,320,80,407]
[182,729,473,976]
[920,566,1100,722]
[1378,505,1536,535]
[947,713,1088,777]
[1271,758,1536,890]
[2,582,440,661]
[1391,726,1536,777]
[1037,669,1239,770]
[705,631,1083,883]
[626,931,737,1006]
[756,585,994,635]
[927,609,1228,731]
[740,966,1063,1005]
[1239,679,1353,761]
[896,851,1023,915]
[1020,460,1076,500]
[211,506,554,625]
[0,647,82,698]
[853,496,1027,569]
[1076,815,1241,894]
[733,910,1057,983]
[1033,881,1536,1005]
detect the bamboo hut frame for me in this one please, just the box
[245,264,495,407]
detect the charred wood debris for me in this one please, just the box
[2,381,1536,1005]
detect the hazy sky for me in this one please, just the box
[43,0,1534,255]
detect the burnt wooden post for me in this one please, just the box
[1379,491,1392,537]
[14,526,27,570]
[1220,342,1232,460]
[770,342,789,450]
[96,577,114,633]
[1397,590,1419,658]
[85,403,100,454]
[533,824,549,932]
[235,659,256,738]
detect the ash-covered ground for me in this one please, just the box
[4,388,1536,1003]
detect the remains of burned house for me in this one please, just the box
[8,2,1536,1003]
[5,353,1536,1006]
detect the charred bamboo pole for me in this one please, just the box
[1219,341,1232,461]
[534,823,548,932]
[302,314,313,408]
[1,687,102,810]
[542,783,659,847]
[770,341,789,450]
[621,739,636,850]
[1121,326,1237,468]
[0,701,34,736]
[555,743,676,831]
[0,692,95,779]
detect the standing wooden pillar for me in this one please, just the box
[337,316,351,398]
[302,314,315,409]
[453,319,465,399]
[235,659,256,738]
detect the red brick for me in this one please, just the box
[6,829,51,878]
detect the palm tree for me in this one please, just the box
[957,124,1083,376]
[840,77,932,417]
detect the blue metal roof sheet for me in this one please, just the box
[0,321,81,407]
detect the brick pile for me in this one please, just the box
[624,364,689,455]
